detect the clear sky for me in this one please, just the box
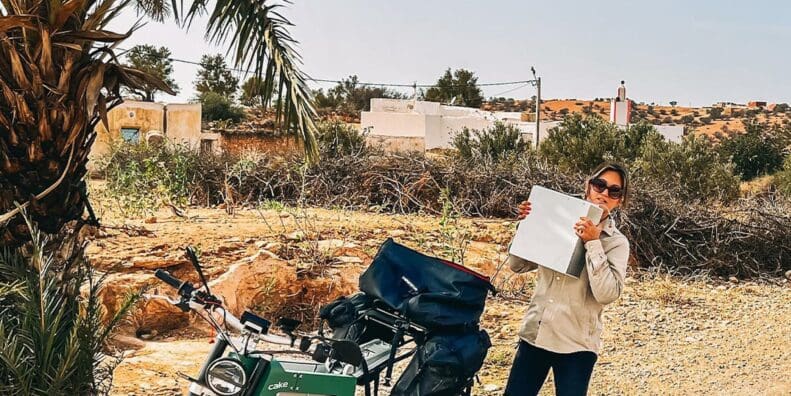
[109,0,791,107]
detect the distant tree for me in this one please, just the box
[201,92,245,122]
[669,101,677,107]
[452,122,528,162]
[709,107,724,120]
[680,115,695,124]
[636,135,739,201]
[314,75,406,114]
[240,76,278,107]
[425,68,484,108]
[539,114,660,173]
[774,155,791,195]
[194,54,240,99]
[123,45,179,101]
[718,120,786,180]
[312,88,343,110]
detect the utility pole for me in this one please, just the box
[535,76,541,147]
[530,67,541,147]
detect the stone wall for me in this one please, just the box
[221,134,303,157]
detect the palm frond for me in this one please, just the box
[0,216,140,393]
[186,0,319,160]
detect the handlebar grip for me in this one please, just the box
[155,269,183,290]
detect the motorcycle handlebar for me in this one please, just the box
[154,269,186,291]
[145,294,302,350]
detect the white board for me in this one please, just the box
[508,186,604,278]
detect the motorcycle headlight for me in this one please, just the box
[206,358,248,396]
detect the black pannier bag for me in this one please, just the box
[319,293,393,344]
[391,329,492,396]
[359,238,496,329]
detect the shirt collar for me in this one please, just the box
[601,217,616,236]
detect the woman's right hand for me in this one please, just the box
[516,200,532,220]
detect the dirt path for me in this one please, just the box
[92,205,790,395]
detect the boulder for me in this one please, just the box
[209,254,357,318]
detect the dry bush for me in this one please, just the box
[100,142,790,277]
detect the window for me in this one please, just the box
[120,128,140,143]
[200,139,214,154]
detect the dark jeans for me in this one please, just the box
[504,340,597,396]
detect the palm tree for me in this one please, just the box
[0,0,318,246]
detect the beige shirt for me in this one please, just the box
[508,218,629,354]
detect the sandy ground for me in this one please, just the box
[90,203,790,396]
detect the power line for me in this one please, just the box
[118,46,537,90]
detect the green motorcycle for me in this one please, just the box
[148,247,424,396]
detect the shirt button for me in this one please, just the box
[555,276,560,281]
[549,299,554,303]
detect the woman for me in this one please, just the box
[504,163,631,396]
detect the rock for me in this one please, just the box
[139,333,155,341]
[785,269,791,281]
[284,231,304,241]
[254,240,267,249]
[264,242,283,252]
[110,334,146,350]
[716,285,727,291]
[144,217,157,224]
[256,249,280,260]
[244,237,255,244]
[388,229,407,238]
[316,239,357,253]
[729,276,739,284]
[209,254,357,316]
[335,256,364,264]
[473,233,494,243]
[333,247,371,261]
[217,243,244,254]
[100,273,190,335]
[129,257,189,270]
[483,384,501,392]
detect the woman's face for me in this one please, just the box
[586,170,624,217]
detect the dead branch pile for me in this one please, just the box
[621,185,790,277]
[104,147,790,276]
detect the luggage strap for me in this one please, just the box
[383,319,409,386]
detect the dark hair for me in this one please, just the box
[585,162,630,205]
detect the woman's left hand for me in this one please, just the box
[574,217,602,242]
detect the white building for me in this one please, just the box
[610,81,684,143]
[361,98,558,151]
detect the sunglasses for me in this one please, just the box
[590,178,624,199]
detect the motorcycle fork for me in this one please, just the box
[196,335,230,385]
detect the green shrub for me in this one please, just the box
[98,141,201,216]
[717,121,786,180]
[538,114,661,173]
[774,155,791,195]
[452,122,528,162]
[316,121,367,157]
[0,220,136,394]
[201,91,245,122]
[635,134,739,202]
